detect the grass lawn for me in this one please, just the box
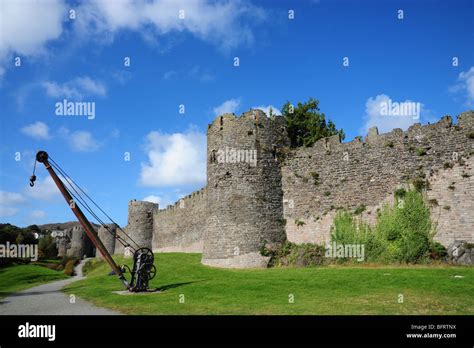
[63,253,474,315]
[0,264,68,299]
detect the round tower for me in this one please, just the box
[125,200,158,255]
[67,225,93,258]
[96,224,117,258]
[56,237,68,258]
[202,109,289,268]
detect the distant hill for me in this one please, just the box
[38,221,100,231]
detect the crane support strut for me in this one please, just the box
[30,151,156,292]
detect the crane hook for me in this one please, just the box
[29,175,36,187]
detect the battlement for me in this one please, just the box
[160,187,207,212]
[294,111,473,155]
[208,109,287,130]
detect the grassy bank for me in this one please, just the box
[63,253,473,315]
[0,264,68,299]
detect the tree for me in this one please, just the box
[38,234,58,259]
[281,98,345,148]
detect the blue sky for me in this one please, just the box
[0,0,473,227]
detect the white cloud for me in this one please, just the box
[24,176,61,202]
[252,105,281,116]
[0,190,26,205]
[0,190,24,217]
[0,0,66,76]
[450,66,474,106]
[140,126,206,187]
[0,178,60,217]
[0,1,265,82]
[20,121,50,140]
[164,66,214,82]
[75,0,266,51]
[30,210,47,220]
[42,77,107,99]
[143,195,160,204]
[188,65,214,82]
[69,131,101,152]
[59,128,101,152]
[213,98,240,116]
[163,70,177,79]
[0,0,65,56]
[361,94,427,134]
[0,206,18,217]
[143,193,182,209]
[144,194,184,209]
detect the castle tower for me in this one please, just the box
[66,225,93,258]
[202,109,289,268]
[124,200,158,256]
[96,224,117,258]
[56,238,68,258]
[53,229,70,257]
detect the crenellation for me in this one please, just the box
[377,128,404,146]
[326,134,342,150]
[458,110,474,126]
[311,137,329,153]
[365,126,379,143]
[342,137,364,150]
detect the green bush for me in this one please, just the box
[412,177,429,192]
[295,219,305,227]
[310,172,320,185]
[430,241,447,260]
[331,211,361,244]
[416,147,427,156]
[388,190,432,263]
[330,189,435,264]
[330,211,380,262]
[262,241,326,267]
[394,188,407,199]
[38,234,58,259]
[353,205,366,215]
[63,258,79,276]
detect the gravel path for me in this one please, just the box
[0,259,120,315]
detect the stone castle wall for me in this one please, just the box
[281,112,474,246]
[66,225,94,258]
[152,188,207,252]
[122,110,473,268]
[96,224,116,259]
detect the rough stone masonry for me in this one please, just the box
[118,109,473,268]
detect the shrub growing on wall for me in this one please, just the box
[385,189,432,263]
[330,189,434,264]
